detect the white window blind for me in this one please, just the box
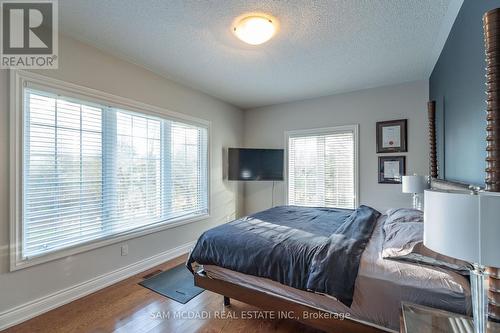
[23,88,208,259]
[287,127,357,209]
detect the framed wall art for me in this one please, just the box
[378,156,406,184]
[376,119,407,153]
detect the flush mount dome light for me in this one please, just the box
[233,15,277,45]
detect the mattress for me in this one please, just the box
[201,215,471,331]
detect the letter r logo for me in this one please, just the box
[2,1,53,54]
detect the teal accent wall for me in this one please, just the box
[430,0,500,185]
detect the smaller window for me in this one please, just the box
[286,126,358,209]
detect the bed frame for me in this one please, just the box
[194,8,500,332]
[194,273,387,333]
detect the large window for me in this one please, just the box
[12,72,209,268]
[286,126,358,209]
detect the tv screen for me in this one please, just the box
[228,148,284,181]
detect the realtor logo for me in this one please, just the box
[1,0,58,68]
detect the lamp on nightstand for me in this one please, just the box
[424,189,500,333]
[402,175,429,210]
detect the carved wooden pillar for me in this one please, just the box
[485,8,500,192]
[483,8,500,322]
[428,101,438,179]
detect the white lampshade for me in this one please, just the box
[402,175,429,193]
[424,189,500,267]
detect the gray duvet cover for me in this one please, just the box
[187,205,380,306]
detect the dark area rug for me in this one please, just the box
[139,264,204,304]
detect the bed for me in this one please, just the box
[187,206,471,332]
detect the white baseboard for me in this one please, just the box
[0,240,196,331]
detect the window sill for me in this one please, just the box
[10,213,209,271]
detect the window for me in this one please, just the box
[12,71,209,268]
[286,126,358,209]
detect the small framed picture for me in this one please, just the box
[378,156,406,184]
[376,119,407,153]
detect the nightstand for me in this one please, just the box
[401,302,500,333]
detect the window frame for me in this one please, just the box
[10,70,211,271]
[284,125,359,209]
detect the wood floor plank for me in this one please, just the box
[2,255,322,333]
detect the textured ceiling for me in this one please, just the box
[59,0,461,109]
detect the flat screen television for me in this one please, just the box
[228,148,284,181]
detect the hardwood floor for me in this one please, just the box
[3,255,322,333]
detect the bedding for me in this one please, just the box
[203,215,472,331]
[187,205,380,306]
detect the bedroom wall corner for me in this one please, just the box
[242,80,430,215]
[0,35,244,327]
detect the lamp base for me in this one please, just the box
[412,193,423,211]
[471,264,489,333]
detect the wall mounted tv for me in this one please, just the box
[228,148,284,181]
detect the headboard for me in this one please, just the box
[426,101,481,191]
[429,178,474,191]
[427,8,500,194]
[426,7,500,321]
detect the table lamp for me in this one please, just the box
[424,189,500,333]
[402,175,429,210]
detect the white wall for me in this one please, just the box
[243,80,429,214]
[0,36,243,317]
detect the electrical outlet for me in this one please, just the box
[121,244,128,256]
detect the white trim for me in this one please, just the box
[14,70,211,126]
[284,125,360,208]
[9,69,212,270]
[13,214,208,271]
[0,240,196,331]
[10,69,23,273]
[426,0,464,77]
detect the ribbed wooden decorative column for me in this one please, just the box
[483,8,500,322]
[428,101,438,179]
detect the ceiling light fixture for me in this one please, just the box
[233,15,277,45]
